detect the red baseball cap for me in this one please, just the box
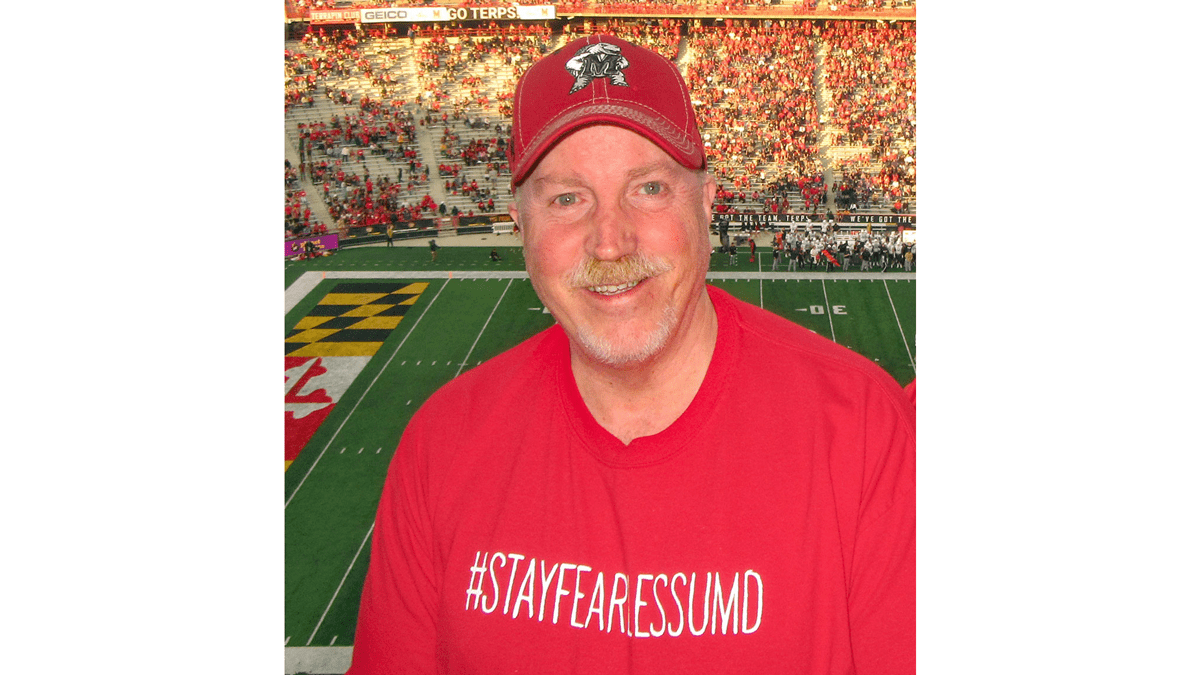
[508,34,706,187]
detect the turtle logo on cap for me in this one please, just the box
[564,42,630,94]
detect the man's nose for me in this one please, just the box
[586,198,638,262]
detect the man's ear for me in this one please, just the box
[508,201,522,242]
[700,172,717,225]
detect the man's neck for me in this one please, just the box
[569,296,719,446]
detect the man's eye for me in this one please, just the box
[553,193,577,206]
[640,182,664,196]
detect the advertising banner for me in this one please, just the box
[515,5,556,20]
[285,233,340,258]
[713,212,916,226]
[309,8,361,23]
[360,4,555,23]
[838,213,916,225]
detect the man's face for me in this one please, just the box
[511,125,716,368]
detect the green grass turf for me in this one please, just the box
[285,277,558,646]
[284,247,916,647]
[704,277,916,384]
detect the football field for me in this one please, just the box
[283,244,915,668]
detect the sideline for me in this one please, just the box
[285,271,325,314]
[285,646,352,674]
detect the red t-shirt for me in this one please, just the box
[349,287,914,674]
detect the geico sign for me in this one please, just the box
[362,9,410,20]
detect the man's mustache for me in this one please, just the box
[566,253,674,288]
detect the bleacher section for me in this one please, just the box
[823,20,916,214]
[414,29,557,218]
[284,17,916,243]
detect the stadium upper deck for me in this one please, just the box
[284,11,915,244]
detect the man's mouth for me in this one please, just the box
[587,279,642,295]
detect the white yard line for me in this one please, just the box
[883,279,916,371]
[285,446,330,510]
[456,278,513,378]
[307,522,375,645]
[285,278,451,508]
[285,272,325,314]
[821,279,837,343]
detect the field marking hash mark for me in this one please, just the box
[456,278,513,378]
[286,278,451,508]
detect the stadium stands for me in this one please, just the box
[684,20,825,217]
[284,13,916,242]
[823,20,916,213]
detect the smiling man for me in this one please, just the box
[514,124,718,443]
[347,35,915,675]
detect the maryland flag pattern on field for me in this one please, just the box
[284,282,428,470]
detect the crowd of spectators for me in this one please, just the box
[565,17,683,60]
[299,103,419,159]
[322,170,445,234]
[292,98,444,234]
[285,25,424,111]
[827,0,914,11]
[685,19,825,216]
[413,25,552,116]
[439,118,508,165]
[286,160,329,238]
[409,26,551,214]
[285,17,917,243]
[823,20,916,211]
[286,30,365,112]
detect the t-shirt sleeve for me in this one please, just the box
[846,379,916,675]
[346,415,440,675]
